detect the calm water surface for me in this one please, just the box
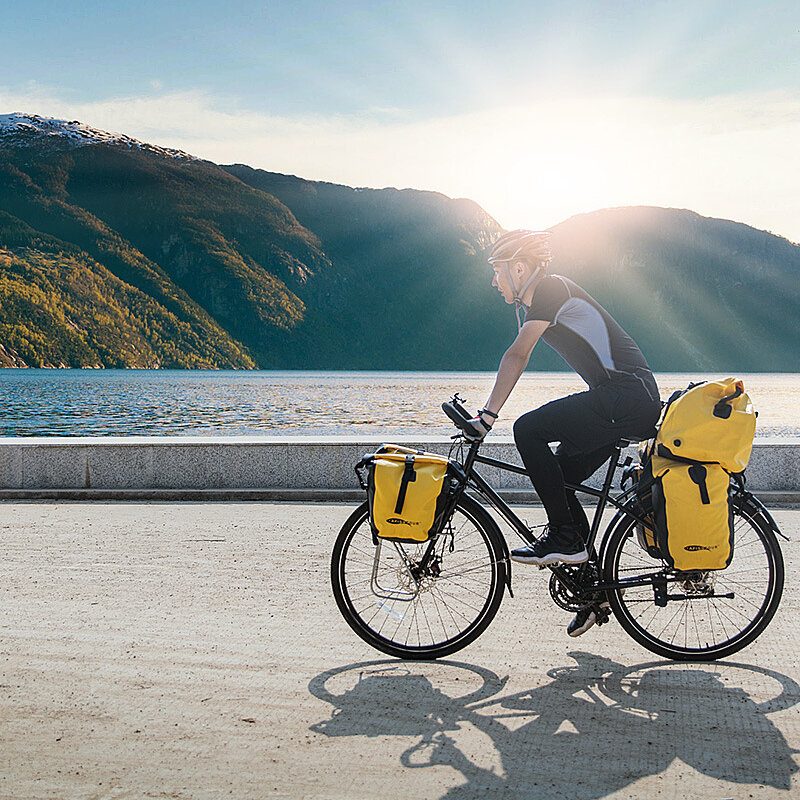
[0,370,796,438]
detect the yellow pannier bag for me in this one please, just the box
[366,450,453,544]
[651,462,734,571]
[655,377,756,473]
[642,377,755,570]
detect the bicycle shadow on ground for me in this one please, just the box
[309,652,800,800]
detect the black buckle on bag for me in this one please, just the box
[713,385,743,419]
[688,463,711,504]
[394,455,417,514]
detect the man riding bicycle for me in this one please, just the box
[467,230,662,632]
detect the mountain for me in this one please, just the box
[0,113,334,367]
[0,113,504,368]
[0,113,798,371]
[549,207,800,372]
[0,210,253,368]
[203,166,800,372]
[222,165,507,368]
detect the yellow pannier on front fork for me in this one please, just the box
[359,447,456,544]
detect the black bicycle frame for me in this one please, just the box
[414,436,731,603]
[448,438,672,597]
[465,439,649,548]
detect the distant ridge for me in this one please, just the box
[0,114,798,370]
[549,206,800,371]
[0,112,196,160]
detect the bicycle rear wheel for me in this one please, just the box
[602,495,784,660]
[331,494,507,660]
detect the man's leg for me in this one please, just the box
[559,443,628,638]
[513,390,619,524]
[558,443,618,538]
[511,387,625,566]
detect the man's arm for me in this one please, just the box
[480,319,549,424]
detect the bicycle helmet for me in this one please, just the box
[487,229,552,266]
[488,230,552,330]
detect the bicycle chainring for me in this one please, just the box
[549,564,601,612]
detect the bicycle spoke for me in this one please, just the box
[418,597,436,647]
[716,576,768,598]
[712,600,734,638]
[429,586,478,623]
[429,589,453,641]
[410,598,422,647]
[334,500,503,655]
[435,588,463,631]
[606,494,782,658]
[437,576,491,601]
[430,584,483,615]
[437,559,495,581]
[714,603,736,628]
[689,600,701,647]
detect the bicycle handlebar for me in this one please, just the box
[441,395,481,440]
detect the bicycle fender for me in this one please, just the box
[498,537,513,599]
[737,491,790,542]
[472,498,513,598]
[469,493,513,599]
[596,503,635,566]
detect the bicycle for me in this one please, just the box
[330,395,786,661]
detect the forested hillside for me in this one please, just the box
[550,207,800,371]
[1,114,797,370]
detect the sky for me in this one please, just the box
[2,0,799,240]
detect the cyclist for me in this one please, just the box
[467,230,661,633]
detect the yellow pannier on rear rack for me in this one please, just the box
[643,378,756,571]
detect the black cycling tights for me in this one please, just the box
[514,432,614,531]
[513,379,661,532]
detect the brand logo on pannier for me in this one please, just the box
[684,544,717,552]
[386,517,420,526]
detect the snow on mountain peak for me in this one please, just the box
[0,113,196,160]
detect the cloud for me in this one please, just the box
[1,84,799,242]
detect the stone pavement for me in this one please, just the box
[0,501,797,799]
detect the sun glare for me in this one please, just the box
[443,94,800,235]
[4,85,797,240]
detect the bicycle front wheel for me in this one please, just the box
[331,494,507,660]
[603,495,784,661]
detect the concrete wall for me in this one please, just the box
[0,436,797,502]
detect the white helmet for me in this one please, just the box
[488,230,552,330]
[488,229,552,266]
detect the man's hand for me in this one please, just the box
[464,415,493,440]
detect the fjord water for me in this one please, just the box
[0,371,796,438]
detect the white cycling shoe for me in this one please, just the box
[510,523,589,566]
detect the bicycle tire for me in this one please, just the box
[602,495,784,661]
[331,494,507,660]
